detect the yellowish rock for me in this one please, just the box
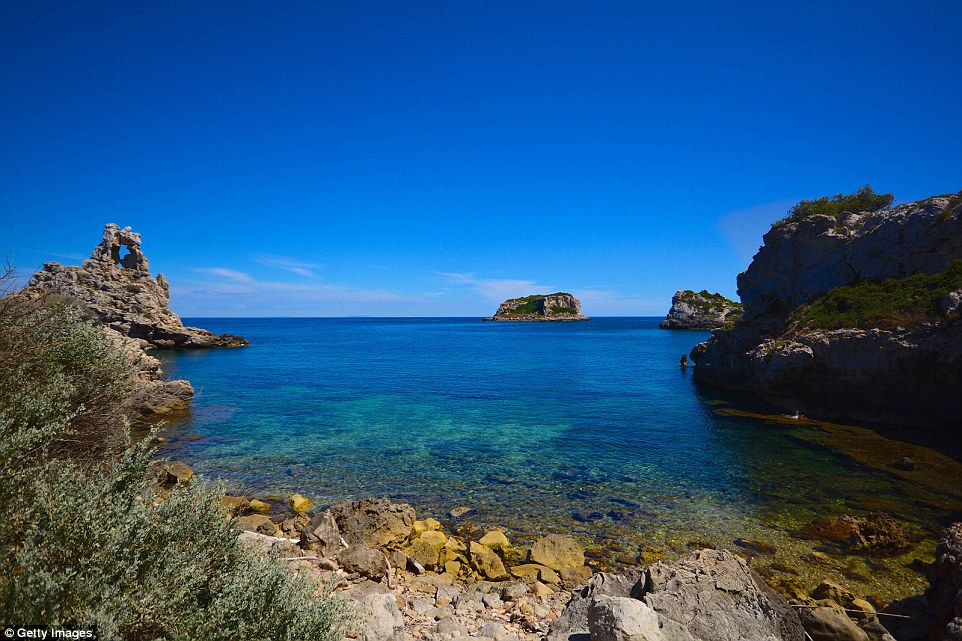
[444,560,463,576]
[287,493,313,513]
[510,563,560,585]
[418,530,448,550]
[248,499,271,514]
[532,581,554,598]
[479,530,510,550]
[424,517,442,530]
[220,495,249,515]
[469,541,509,580]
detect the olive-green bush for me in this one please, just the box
[0,278,348,639]
[774,184,894,227]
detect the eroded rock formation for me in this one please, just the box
[486,292,590,321]
[691,193,962,430]
[659,289,743,329]
[25,224,247,348]
[20,224,247,414]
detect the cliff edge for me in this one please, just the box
[691,191,962,430]
[659,290,743,329]
[485,292,590,321]
[19,224,248,414]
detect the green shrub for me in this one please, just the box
[792,259,962,329]
[0,272,348,639]
[774,185,894,228]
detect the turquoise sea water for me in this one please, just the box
[156,317,962,601]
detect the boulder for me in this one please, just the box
[548,550,805,641]
[351,592,403,641]
[529,534,585,570]
[588,595,664,641]
[337,544,389,581]
[220,495,249,515]
[329,497,415,549]
[804,513,910,552]
[235,514,278,536]
[479,530,511,551]
[299,510,347,558]
[405,540,440,571]
[164,461,193,485]
[287,493,313,513]
[797,606,869,641]
[247,499,271,514]
[470,541,509,581]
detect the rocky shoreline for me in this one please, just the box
[691,192,962,431]
[18,224,246,415]
[155,460,961,640]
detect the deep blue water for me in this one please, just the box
[155,317,959,590]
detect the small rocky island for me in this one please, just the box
[485,292,589,321]
[19,223,247,414]
[659,289,743,329]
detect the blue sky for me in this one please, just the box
[2,1,960,317]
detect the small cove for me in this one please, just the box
[154,317,962,604]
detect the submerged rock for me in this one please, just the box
[485,292,590,321]
[659,289,743,330]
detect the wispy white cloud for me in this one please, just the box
[195,267,256,283]
[437,272,557,301]
[255,254,324,279]
[187,266,413,304]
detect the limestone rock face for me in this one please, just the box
[548,549,805,641]
[486,292,590,321]
[19,224,248,414]
[691,193,962,430]
[24,224,247,349]
[659,289,743,329]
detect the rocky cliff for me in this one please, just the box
[485,292,590,321]
[691,192,962,430]
[20,224,248,414]
[659,289,743,329]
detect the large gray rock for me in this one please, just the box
[548,550,804,641]
[588,595,664,641]
[350,592,403,641]
[336,544,389,581]
[329,497,415,549]
[692,193,962,430]
[659,290,743,330]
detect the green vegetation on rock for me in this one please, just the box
[0,275,347,638]
[792,259,962,329]
[774,185,894,228]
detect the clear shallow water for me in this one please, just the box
[154,317,962,602]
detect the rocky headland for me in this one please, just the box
[19,224,247,414]
[485,293,589,322]
[658,289,743,330]
[691,191,962,430]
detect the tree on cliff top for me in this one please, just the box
[775,185,894,227]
